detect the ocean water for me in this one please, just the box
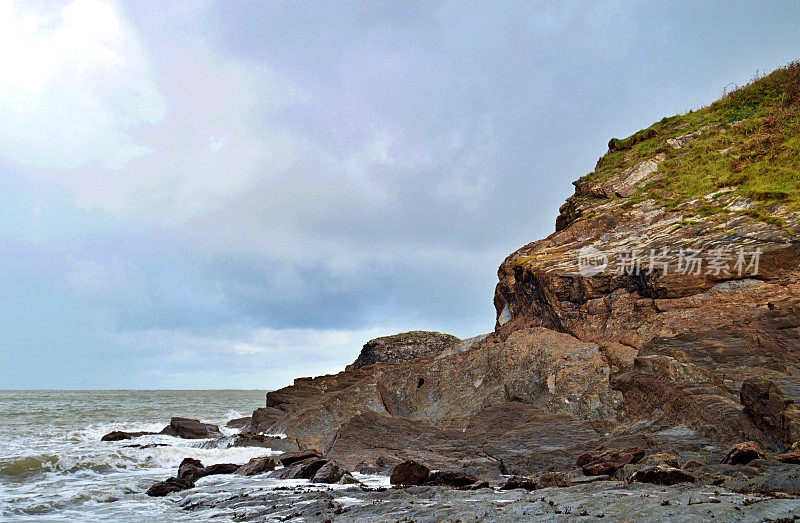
[0,390,388,521]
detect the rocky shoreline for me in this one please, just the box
[105,65,800,520]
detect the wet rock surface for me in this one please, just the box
[160,417,223,439]
[178,481,800,521]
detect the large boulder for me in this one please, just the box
[722,441,765,465]
[146,477,194,497]
[279,449,324,467]
[346,331,459,371]
[740,378,800,445]
[177,457,205,482]
[390,460,430,486]
[631,465,696,485]
[160,417,223,439]
[576,448,645,476]
[235,456,276,476]
[311,461,345,483]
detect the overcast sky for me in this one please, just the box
[1,0,798,389]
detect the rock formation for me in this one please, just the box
[238,63,800,488]
[346,331,459,371]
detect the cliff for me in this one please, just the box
[242,63,800,480]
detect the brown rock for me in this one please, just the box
[425,470,478,488]
[279,449,324,467]
[268,458,328,480]
[775,449,800,464]
[146,477,194,497]
[630,465,696,485]
[101,430,156,441]
[643,453,680,468]
[722,441,765,465]
[225,416,250,429]
[203,463,239,475]
[390,460,430,486]
[348,331,460,371]
[740,378,800,445]
[177,457,205,482]
[160,417,222,439]
[499,476,538,491]
[235,456,276,476]
[311,461,345,483]
[536,471,572,488]
[577,447,645,476]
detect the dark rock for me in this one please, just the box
[240,407,285,435]
[338,472,361,485]
[642,452,680,468]
[279,449,324,467]
[390,460,430,486]
[776,449,800,464]
[577,448,645,476]
[740,378,800,445]
[146,477,194,497]
[235,456,276,476]
[225,434,299,452]
[722,441,765,465]
[631,465,696,485]
[225,416,250,429]
[537,471,571,488]
[268,458,328,480]
[311,461,344,483]
[425,471,478,488]
[347,331,460,371]
[101,430,156,441]
[203,463,239,475]
[499,476,538,491]
[177,457,205,482]
[160,417,223,439]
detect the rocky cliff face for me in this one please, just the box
[244,63,800,479]
[346,331,459,371]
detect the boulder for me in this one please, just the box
[722,441,765,465]
[101,430,156,441]
[268,458,328,480]
[642,453,680,468]
[235,456,276,476]
[630,465,696,485]
[311,461,345,483]
[499,476,538,491]
[338,472,361,485]
[225,416,251,429]
[160,417,223,439]
[425,471,478,488]
[279,449,324,467]
[537,471,571,488]
[775,449,800,464]
[177,457,205,482]
[347,331,459,371]
[203,463,239,475]
[577,448,645,476]
[390,460,430,486]
[146,477,194,497]
[740,378,800,445]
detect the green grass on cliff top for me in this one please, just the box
[590,61,800,218]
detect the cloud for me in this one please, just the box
[0,0,165,170]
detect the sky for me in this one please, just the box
[1,0,798,389]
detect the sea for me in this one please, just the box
[0,390,387,521]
